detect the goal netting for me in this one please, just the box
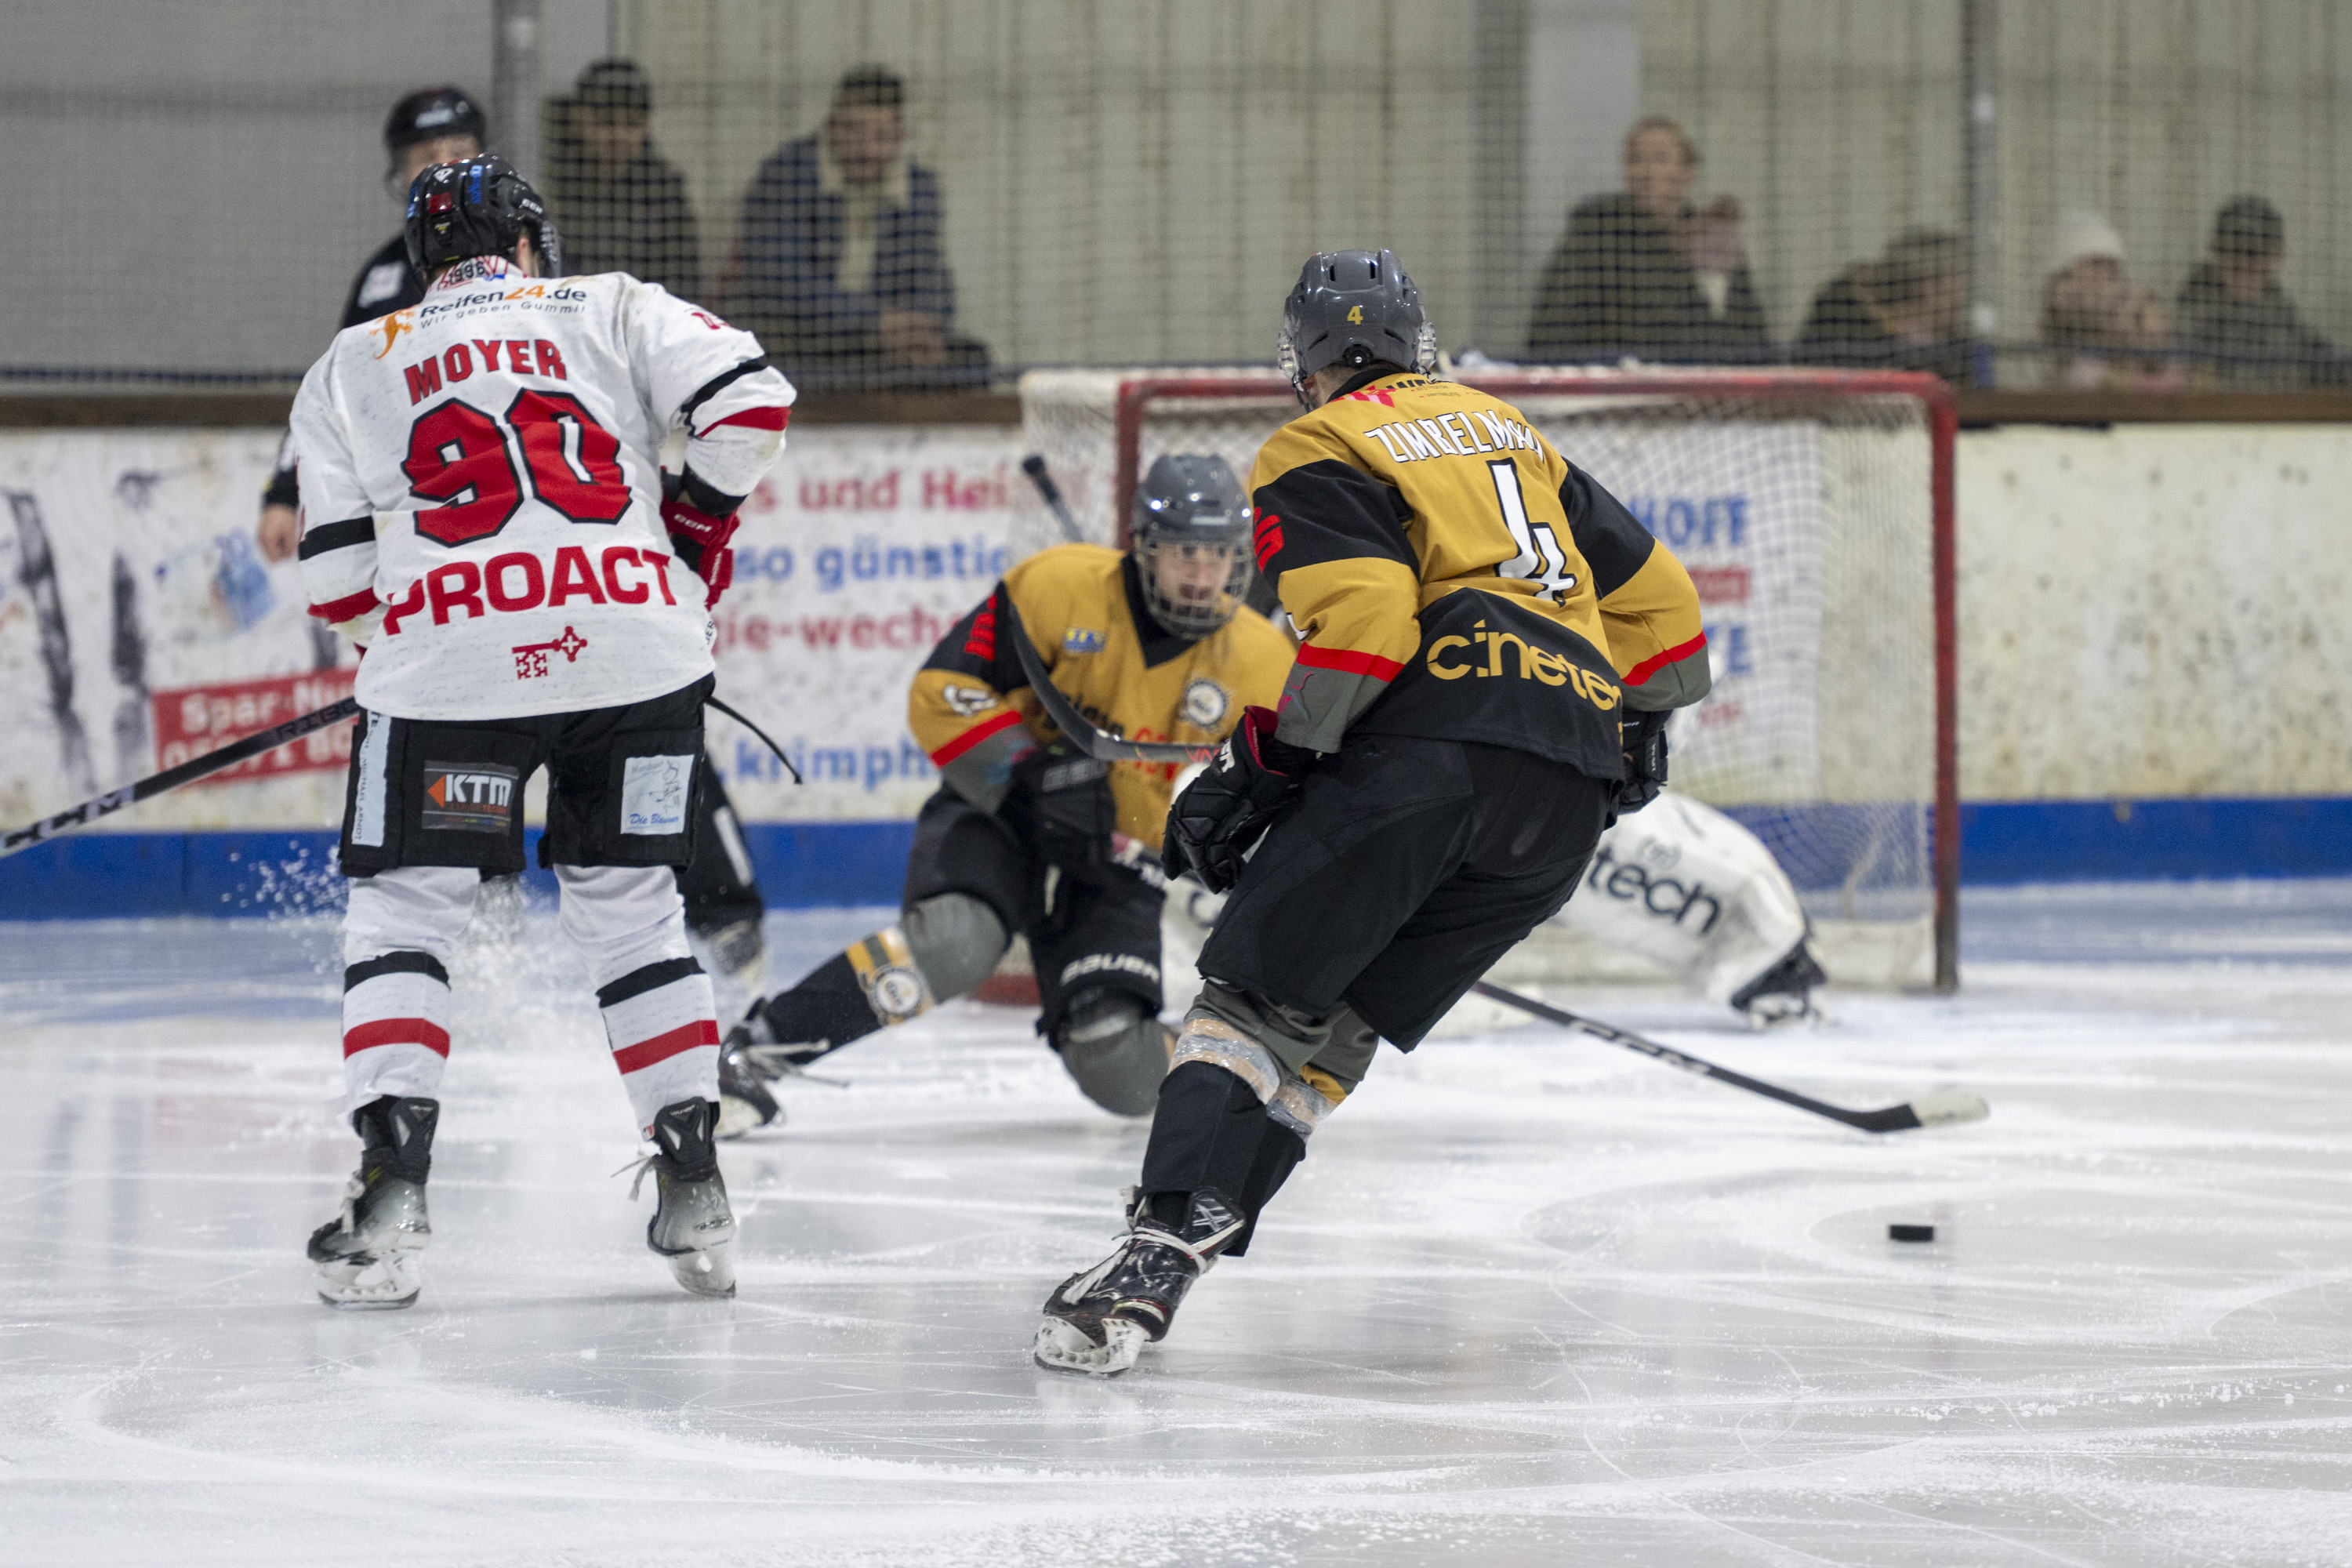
[1018,366,1958,993]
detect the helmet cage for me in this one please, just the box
[1131,453,1254,639]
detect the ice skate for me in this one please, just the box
[1033,1188,1242,1377]
[632,1098,738,1297]
[714,1029,781,1138]
[307,1096,437,1311]
[1732,942,1828,1027]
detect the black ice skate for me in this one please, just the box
[1732,940,1829,1027]
[630,1098,738,1298]
[714,1029,781,1138]
[308,1095,437,1311]
[1033,1188,1243,1377]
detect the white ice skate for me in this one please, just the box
[629,1098,739,1298]
[308,1096,437,1310]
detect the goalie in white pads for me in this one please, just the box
[292,155,793,1308]
[1550,788,1825,1022]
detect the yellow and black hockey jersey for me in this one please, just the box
[1248,371,1710,778]
[909,545,1293,853]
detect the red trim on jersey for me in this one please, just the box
[1622,632,1708,688]
[699,405,790,434]
[343,1018,451,1058]
[1294,642,1405,681]
[309,587,381,624]
[612,1019,720,1074]
[928,709,1024,766]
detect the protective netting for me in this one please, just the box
[1020,367,1947,985]
[7,1,2352,393]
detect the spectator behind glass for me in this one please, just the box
[1525,116,1769,364]
[725,64,989,388]
[546,60,702,301]
[1796,227,1970,383]
[2039,210,2183,392]
[2175,196,2342,390]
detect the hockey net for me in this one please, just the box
[1018,367,1958,993]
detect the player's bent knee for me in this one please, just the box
[1054,986,1173,1116]
[898,891,1009,1001]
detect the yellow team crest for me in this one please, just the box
[369,309,417,360]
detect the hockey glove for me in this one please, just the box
[660,490,743,610]
[1007,742,1116,873]
[1617,706,1671,816]
[1163,706,1310,895]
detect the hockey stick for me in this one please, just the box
[1020,454,1088,544]
[0,696,361,858]
[706,695,804,784]
[1470,979,1990,1134]
[1001,601,1219,767]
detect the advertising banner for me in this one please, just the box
[0,424,1020,834]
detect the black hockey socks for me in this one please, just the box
[755,952,892,1052]
[352,1095,439,1187]
[1140,1062,1277,1229]
[1224,1122,1307,1257]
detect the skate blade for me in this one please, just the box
[315,1253,421,1310]
[1032,1316,1146,1377]
[663,1242,738,1298]
[714,1093,778,1141]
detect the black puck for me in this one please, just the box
[1889,1223,1935,1243]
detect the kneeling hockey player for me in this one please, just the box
[717,455,1294,1134]
[1033,249,1711,1374]
[294,155,794,1307]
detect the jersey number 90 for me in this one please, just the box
[402,392,630,546]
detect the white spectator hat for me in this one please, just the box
[2048,209,2126,277]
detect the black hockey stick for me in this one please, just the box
[1471,980,1990,1134]
[0,696,361,858]
[1021,454,1088,544]
[1000,600,1218,766]
[706,695,804,784]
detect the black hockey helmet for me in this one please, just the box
[403,154,564,281]
[1131,452,1253,638]
[1277,249,1436,403]
[383,86,487,159]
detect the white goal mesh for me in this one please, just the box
[1019,366,1958,991]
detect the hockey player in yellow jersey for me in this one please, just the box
[716,455,1293,1134]
[1034,249,1712,1376]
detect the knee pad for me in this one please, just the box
[898,891,1010,1002]
[1168,1011,1346,1141]
[1053,986,1173,1116]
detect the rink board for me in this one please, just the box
[6,797,2352,918]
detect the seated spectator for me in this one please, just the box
[1796,227,1970,383]
[1526,116,1769,364]
[2175,196,2341,390]
[545,60,703,301]
[727,64,988,389]
[2039,210,2183,391]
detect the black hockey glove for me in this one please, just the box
[1007,742,1116,873]
[1617,706,1671,816]
[1163,706,1312,895]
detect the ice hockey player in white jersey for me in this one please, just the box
[292,155,793,1308]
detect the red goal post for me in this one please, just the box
[1018,366,1959,993]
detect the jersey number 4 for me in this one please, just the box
[403,392,629,546]
[1486,459,1577,601]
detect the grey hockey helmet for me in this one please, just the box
[1276,249,1436,403]
[1131,452,1253,638]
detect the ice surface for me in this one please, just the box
[5,881,2352,1566]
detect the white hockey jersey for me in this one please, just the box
[291,253,793,719]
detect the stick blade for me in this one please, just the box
[1907,1085,1991,1127]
